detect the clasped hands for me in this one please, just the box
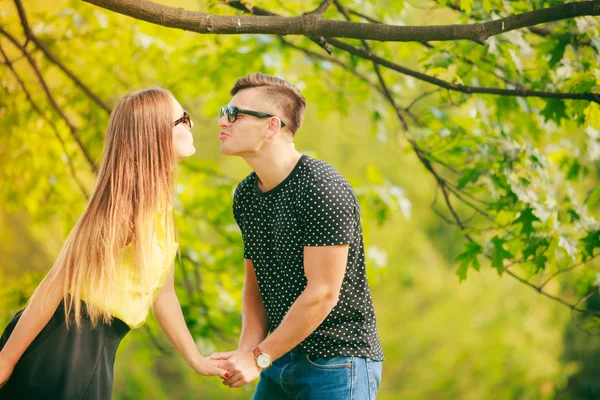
[209,350,261,388]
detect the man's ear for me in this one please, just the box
[265,116,281,138]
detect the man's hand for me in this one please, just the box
[218,351,261,388]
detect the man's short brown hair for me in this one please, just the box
[230,73,306,134]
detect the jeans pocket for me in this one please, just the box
[305,354,354,370]
[367,360,383,397]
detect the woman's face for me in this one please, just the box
[172,97,196,159]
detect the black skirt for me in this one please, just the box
[0,302,130,400]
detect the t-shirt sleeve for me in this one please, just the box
[232,187,251,259]
[301,180,356,246]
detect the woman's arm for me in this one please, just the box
[152,264,230,379]
[0,272,64,386]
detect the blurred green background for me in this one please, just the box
[1,0,600,399]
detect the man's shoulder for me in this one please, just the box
[234,172,256,201]
[299,155,347,185]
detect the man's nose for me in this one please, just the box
[218,114,230,128]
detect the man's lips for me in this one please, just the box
[219,130,230,139]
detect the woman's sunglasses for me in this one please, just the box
[174,110,192,128]
[220,106,286,128]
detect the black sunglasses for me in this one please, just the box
[220,106,286,128]
[174,110,192,128]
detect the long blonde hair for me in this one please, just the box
[33,87,178,328]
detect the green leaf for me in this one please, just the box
[491,236,513,275]
[487,193,518,212]
[457,168,480,189]
[495,96,519,116]
[566,159,581,181]
[522,238,550,260]
[581,230,600,258]
[566,208,580,223]
[350,54,359,69]
[424,54,455,71]
[587,185,600,208]
[512,207,540,236]
[541,99,567,124]
[563,73,597,93]
[460,0,474,14]
[455,242,482,281]
[534,255,547,273]
[539,37,568,68]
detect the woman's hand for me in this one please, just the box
[193,356,231,379]
[0,352,15,389]
[209,350,238,361]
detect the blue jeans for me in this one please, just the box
[253,350,383,400]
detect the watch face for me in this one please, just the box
[257,354,271,368]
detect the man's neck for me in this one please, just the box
[244,148,303,193]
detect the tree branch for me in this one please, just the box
[0,45,90,200]
[506,268,600,315]
[278,37,383,95]
[539,252,599,289]
[333,0,409,130]
[74,0,600,318]
[406,89,440,111]
[227,2,600,104]
[310,0,334,15]
[338,5,537,91]
[234,2,600,318]
[13,0,112,114]
[0,26,98,172]
[347,8,382,24]
[445,2,595,48]
[327,38,600,104]
[226,1,332,55]
[82,0,600,43]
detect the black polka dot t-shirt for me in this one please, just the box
[233,155,384,361]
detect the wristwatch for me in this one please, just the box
[252,346,272,370]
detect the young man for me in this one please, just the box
[211,73,384,399]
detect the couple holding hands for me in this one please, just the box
[0,73,383,399]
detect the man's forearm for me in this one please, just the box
[238,284,269,352]
[238,317,269,352]
[257,284,337,360]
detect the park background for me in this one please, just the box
[1,0,600,398]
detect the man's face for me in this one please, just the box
[218,88,278,156]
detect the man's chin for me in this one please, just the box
[220,143,238,156]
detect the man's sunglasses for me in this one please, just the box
[220,106,286,128]
[174,110,192,128]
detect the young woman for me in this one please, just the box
[0,88,230,399]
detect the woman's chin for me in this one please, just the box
[176,146,196,160]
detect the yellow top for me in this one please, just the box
[80,211,179,329]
